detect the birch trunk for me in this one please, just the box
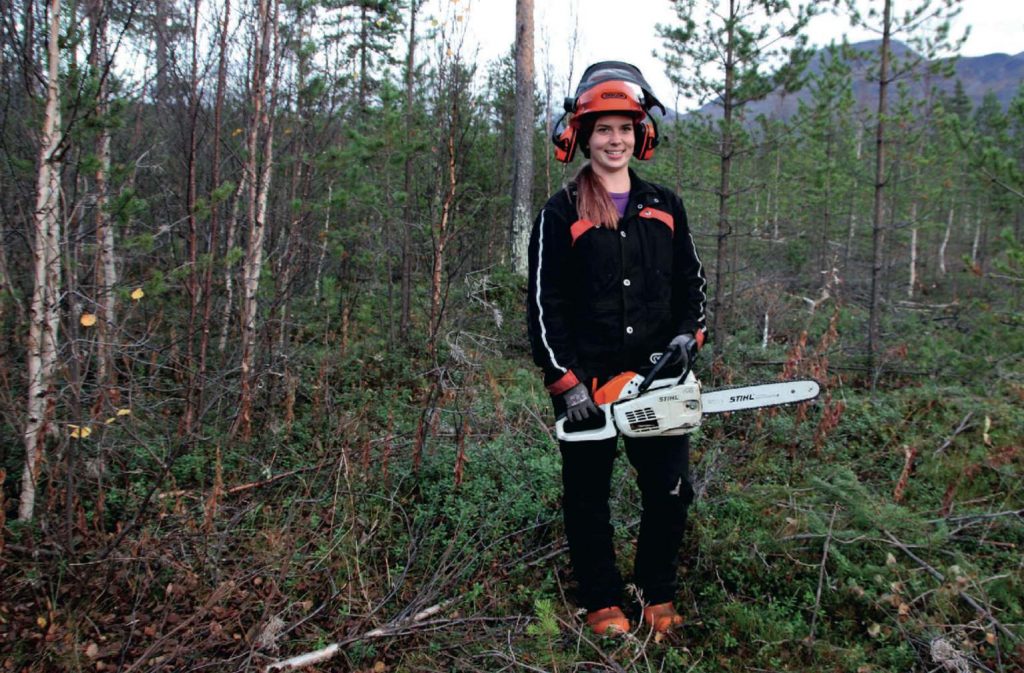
[938,204,952,276]
[21,0,63,521]
[908,225,917,298]
[429,130,456,359]
[236,0,278,439]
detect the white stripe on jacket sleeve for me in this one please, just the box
[534,209,567,375]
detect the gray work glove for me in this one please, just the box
[562,382,599,423]
[667,333,698,368]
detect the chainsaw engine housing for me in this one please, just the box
[613,371,702,437]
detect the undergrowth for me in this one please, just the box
[2,275,1022,672]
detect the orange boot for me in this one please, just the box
[586,606,631,635]
[642,602,684,633]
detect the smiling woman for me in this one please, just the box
[526,61,708,637]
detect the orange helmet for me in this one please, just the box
[552,61,666,163]
[569,80,646,128]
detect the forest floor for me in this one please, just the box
[2,287,1023,672]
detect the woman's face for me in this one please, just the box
[587,114,635,176]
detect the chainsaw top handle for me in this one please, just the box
[638,342,693,394]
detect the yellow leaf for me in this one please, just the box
[232,127,243,137]
[116,408,132,417]
[69,425,92,439]
[373,662,386,673]
[131,287,145,300]
[80,313,97,327]
[37,616,48,629]
[983,415,992,446]
[867,622,881,637]
[105,418,116,425]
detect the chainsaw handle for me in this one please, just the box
[638,343,691,394]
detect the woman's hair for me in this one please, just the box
[573,163,621,230]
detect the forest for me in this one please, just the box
[1,0,1022,671]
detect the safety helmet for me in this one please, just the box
[552,61,666,163]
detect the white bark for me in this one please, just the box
[938,205,952,276]
[907,201,917,298]
[970,214,980,267]
[21,0,63,521]
[908,226,917,298]
[237,0,278,435]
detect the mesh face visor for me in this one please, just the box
[570,61,666,116]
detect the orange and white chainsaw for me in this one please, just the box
[556,347,820,442]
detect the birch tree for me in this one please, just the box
[21,0,63,521]
[236,0,280,439]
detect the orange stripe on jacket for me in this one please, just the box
[639,208,673,234]
[570,219,596,246]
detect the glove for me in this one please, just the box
[667,333,698,368]
[562,382,599,423]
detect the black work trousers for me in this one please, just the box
[559,433,693,611]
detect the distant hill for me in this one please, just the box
[688,40,1024,122]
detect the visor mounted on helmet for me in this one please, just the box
[552,61,667,163]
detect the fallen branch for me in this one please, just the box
[933,412,974,456]
[265,600,454,672]
[158,462,326,500]
[808,505,838,641]
[883,531,1018,643]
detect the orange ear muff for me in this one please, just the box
[553,126,578,163]
[633,119,659,161]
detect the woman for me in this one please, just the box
[527,62,707,635]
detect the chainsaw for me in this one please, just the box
[555,346,821,442]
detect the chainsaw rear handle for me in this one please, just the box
[638,342,693,395]
[554,403,618,442]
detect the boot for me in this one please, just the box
[642,602,684,633]
[585,606,630,635]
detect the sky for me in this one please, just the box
[430,0,1024,112]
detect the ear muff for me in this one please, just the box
[551,112,578,164]
[633,117,659,161]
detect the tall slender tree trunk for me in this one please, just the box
[181,0,201,436]
[236,0,277,439]
[908,206,918,298]
[938,203,952,276]
[868,0,892,370]
[845,127,863,269]
[711,8,737,355]
[21,0,63,521]
[196,0,231,413]
[90,0,116,393]
[509,0,534,276]
[399,0,418,339]
[429,126,457,359]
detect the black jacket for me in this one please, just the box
[527,170,707,394]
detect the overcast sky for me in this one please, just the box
[428,0,1024,111]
